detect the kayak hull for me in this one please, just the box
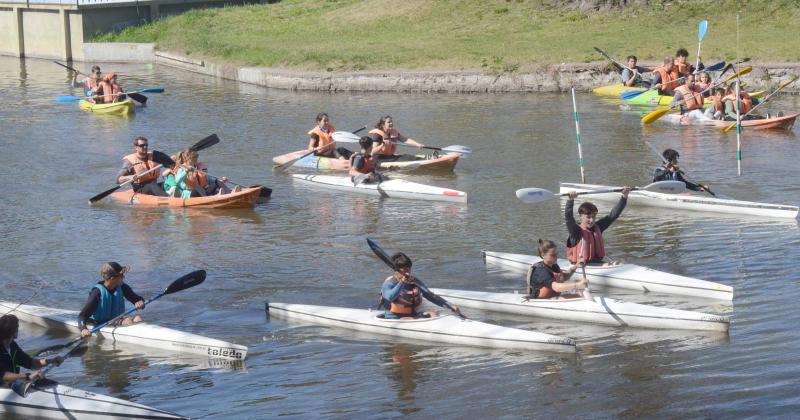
[592,84,645,97]
[292,174,467,203]
[108,186,264,209]
[267,302,575,352]
[560,182,799,219]
[272,150,460,173]
[661,112,797,130]
[482,251,733,301]
[0,301,248,360]
[0,382,186,419]
[78,99,135,116]
[430,288,730,331]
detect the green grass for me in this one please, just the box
[94,0,800,72]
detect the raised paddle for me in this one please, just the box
[190,133,220,152]
[720,58,751,77]
[619,61,725,100]
[642,66,753,124]
[722,75,798,132]
[13,270,207,397]
[366,238,466,319]
[593,47,632,72]
[696,20,709,71]
[88,150,174,204]
[644,141,716,197]
[275,126,367,172]
[515,181,686,204]
[53,60,151,105]
[56,88,165,103]
[333,131,473,156]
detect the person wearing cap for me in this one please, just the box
[78,262,145,338]
[1,314,63,385]
[653,149,710,193]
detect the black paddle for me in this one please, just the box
[190,134,220,152]
[54,60,150,105]
[15,270,206,397]
[275,126,366,172]
[365,238,465,319]
[88,150,175,204]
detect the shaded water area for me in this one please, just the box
[1,56,799,418]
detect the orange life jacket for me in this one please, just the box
[123,152,159,184]
[674,60,691,77]
[369,128,400,156]
[566,224,605,264]
[724,92,753,114]
[185,163,209,189]
[101,72,121,103]
[349,153,376,174]
[530,262,562,299]
[654,66,680,91]
[390,281,421,315]
[308,124,337,155]
[693,81,711,92]
[674,85,704,111]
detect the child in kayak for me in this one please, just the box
[1,314,63,385]
[652,149,710,193]
[349,136,383,185]
[78,262,145,338]
[380,253,462,319]
[565,187,631,266]
[163,148,238,198]
[526,239,588,299]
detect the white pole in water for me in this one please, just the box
[571,87,586,183]
[736,13,742,176]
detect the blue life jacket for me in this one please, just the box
[89,283,125,323]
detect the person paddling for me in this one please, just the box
[71,65,103,98]
[526,239,588,300]
[1,315,63,385]
[98,72,124,104]
[308,113,350,160]
[163,148,239,198]
[671,74,706,118]
[78,262,145,338]
[380,252,462,319]
[349,136,382,184]
[369,116,424,162]
[621,55,650,88]
[653,149,710,193]
[722,85,763,120]
[117,137,168,197]
[673,48,703,76]
[651,57,680,95]
[565,187,631,267]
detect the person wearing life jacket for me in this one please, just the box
[671,74,706,116]
[72,65,104,100]
[694,72,713,96]
[368,115,424,161]
[99,72,124,103]
[116,136,169,197]
[621,55,650,88]
[307,113,351,159]
[652,149,710,193]
[380,252,461,319]
[349,136,383,184]
[526,239,588,300]
[705,88,726,120]
[722,85,761,120]
[78,262,145,338]
[163,148,237,197]
[1,314,64,386]
[650,57,680,95]
[565,187,631,266]
[673,48,703,77]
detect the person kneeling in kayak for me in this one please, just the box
[308,113,351,160]
[1,315,63,385]
[565,187,631,267]
[349,136,383,185]
[526,239,588,299]
[380,253,461,319]
[78,262,145,338]
[117,137,168,197]
[653,149,710,193]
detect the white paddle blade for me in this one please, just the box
[441,145,472,155]
[332,131,363,143]
[642,180,686,194]
[515,188,557,203]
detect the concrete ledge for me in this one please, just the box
[83,42,154,63]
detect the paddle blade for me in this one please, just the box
[698,20,708,41]
[164,270,206,295]
[139,88,165,93]
[441,145,472,155]
[704,61,725,72]
[275,150,313,171]
[642,108,671,125]
[642,180,686,194]
[332,131,363,143]
[190,134,220,152]
[620,90,647,100]
[127,92,148,105]
[515,188,557,204]
[366,238,399,271]
[89,185,122,204]
[151,150,176,167]
[56,95,81,102]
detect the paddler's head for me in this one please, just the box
[359,136,373,154]
[0,314,20,342]
[684,74,695,87]
[675,48,689,64]
[662,149,680,166]
[101,262,129,289]
[391,252,412,278]
[537,239,559,265]
[315,112,330,129]
[663,57,674,72]
[91,65,102,80]
[577,202,599,228]
[133,137,149,159]
[376,115,393,131]
[626,55,637,69]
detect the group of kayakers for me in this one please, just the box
[72,65,125,104]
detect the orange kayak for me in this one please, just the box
[662,113,797,130]
[109,186,266,209]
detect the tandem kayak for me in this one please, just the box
[482,251,733,301]
[660,111,797,130]
[292,174,467,203]
[0,301,248,360]
[560,182,799,219]
[430,288,730,331]
[107,186,267,209]
[625,90,764,106]
[0,381,186,419]
[266,302,576,352]
[592,84,646,97]
[78,98,135,116]
[272,150,461,173]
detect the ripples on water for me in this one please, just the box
[0,57,799,417]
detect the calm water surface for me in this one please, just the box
[1,56,799,418]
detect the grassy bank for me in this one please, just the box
[95,0,800,73]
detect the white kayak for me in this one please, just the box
[482,251,733,301]
[266,302,575,352]
[560,182,799,219]
[0,381,186,419]
[292,174,467,203]
[430,288,729,331]
[0,301,247,360]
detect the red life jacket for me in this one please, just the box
[123,152,159,184]
[349,153,375,174]
[566,224,605,264]
[674,85,704,111]
[654,66,680,91]
[369,128,400,156]
[308,124,336,155]
[390,281,421,315]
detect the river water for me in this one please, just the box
[1,56,799,418]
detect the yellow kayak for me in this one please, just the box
[79,98,135,116]
[592,84,646,97]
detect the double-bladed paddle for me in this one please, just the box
[274,126,367,172]
[366,238,466,319]
[619,61,725,100]
[722,75,798,132]
[515,181,686,204]
[53,60,152,105]
[88,151,174,204]
[14,270,207,397]
[644,141,716,197]
[331,131,473,156]
[56,88,165,103]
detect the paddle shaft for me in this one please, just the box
[88,164,163,204]
[645,141,715,197]
[723,76,798,131]
[594,47,634,72]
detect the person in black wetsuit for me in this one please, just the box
[1,315,63,385]
[652,149,711,193]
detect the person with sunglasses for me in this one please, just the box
[116,137,168,197]
[71,65,104,101]
[1,314,63,385]
[78,262,145,338]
